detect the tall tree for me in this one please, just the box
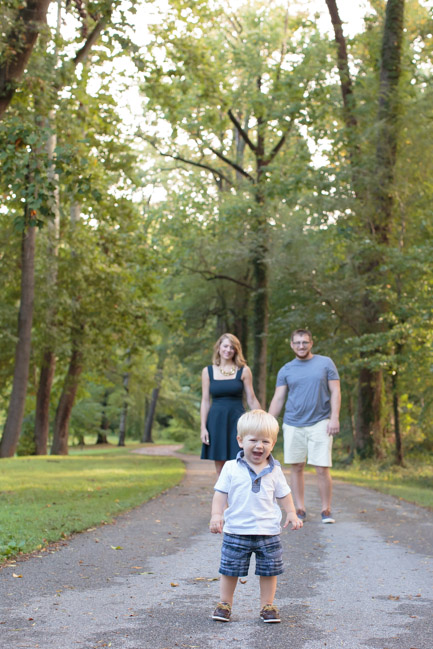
[324,0,406,457]
[0,0,117,457]
[0,0,52,119]
[140,0,326,404]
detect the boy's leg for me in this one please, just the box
[259,576,277,608]
[219,575,238,605]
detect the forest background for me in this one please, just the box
[0,0,432,482]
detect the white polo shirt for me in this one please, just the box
[214,452,291,535]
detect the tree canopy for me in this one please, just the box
[1,0,432,464]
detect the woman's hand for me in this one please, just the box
[201,428,210,445]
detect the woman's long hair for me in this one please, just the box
[212,333,246,368]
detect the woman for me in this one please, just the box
[200,333,261,475]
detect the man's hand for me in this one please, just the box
[327,418,340,436]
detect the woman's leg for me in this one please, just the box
[215,460,225,476]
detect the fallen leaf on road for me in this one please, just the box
[131,566,143,569]
[12,573,22,578]
[387,595,400,600]
[170,582,179,587]
[110,546,123,550]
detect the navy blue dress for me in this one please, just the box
[201,366,245,461]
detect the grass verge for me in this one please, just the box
[0,445,184,562]
[273,445,433,510]
[331,460,433,509]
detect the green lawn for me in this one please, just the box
[0,445,184,561]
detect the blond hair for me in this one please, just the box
[212,333,246,368]
[237,410,279,443]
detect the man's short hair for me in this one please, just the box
[291,328,313,341]
[237,409,279,443]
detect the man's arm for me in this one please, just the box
[327,379,341,436]
[268,385,287,418]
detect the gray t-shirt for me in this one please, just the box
[276,354,340,427]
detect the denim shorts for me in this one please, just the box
[219,533,284,577]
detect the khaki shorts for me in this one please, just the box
[283,419,333,467]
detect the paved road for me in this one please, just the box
[1,448,432,649]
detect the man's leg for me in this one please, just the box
[289,462,306,511]
[315,465,332,512]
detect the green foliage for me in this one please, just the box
[1,0,433,467]
[16,415,36,456]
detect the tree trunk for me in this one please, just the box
[51,342,83,455]
[355,367,379,459]
[391,372,404,466]
[34,349,56,454]
[34,121,60,455]
[0,218,36,458]
[142,386,160,444]
[0,0,52,119]
[142,361,165,444]
[251,241,268,408]
[118,372,129,447]
[96,389,110,444]
[251,162,269,407]
[325,0,405,458]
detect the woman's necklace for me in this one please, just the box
[219,365,237,377]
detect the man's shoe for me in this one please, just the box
[321,509,335,524]
[296,509,306,521]
[260,604,281,623]
[212,602,232,622]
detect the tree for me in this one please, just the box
[0,0,128,457]
[324,0,406,458]
[139,0,327,404]
[0,0,52,119]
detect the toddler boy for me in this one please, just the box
[209,409,302,623]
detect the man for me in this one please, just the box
[268,329,341,524]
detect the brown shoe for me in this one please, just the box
[212,601,231,622]
[260,604,281,623]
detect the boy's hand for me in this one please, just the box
[283,513,303,530]
[209,514,224,534]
